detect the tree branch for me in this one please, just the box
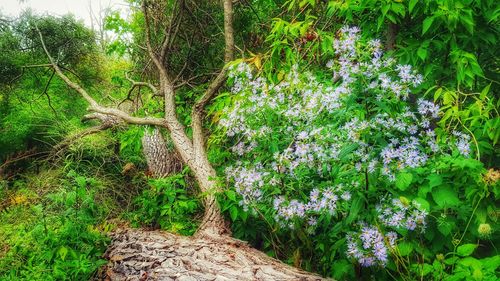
[35,23,165,127]
[50,123,114,158]
[141,1,171,82]
[191,0,234,157]
[160,0,183,61]
[125,71,158,94]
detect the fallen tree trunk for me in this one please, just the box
[98,228,329,281]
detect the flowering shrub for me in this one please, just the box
[346,225,396,267]
[214,26,498,279]
[221,26,467,224]
[376,196,428,232]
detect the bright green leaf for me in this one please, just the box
[432,186,460,208]
[457,244,477,257]
[396,172,413,191]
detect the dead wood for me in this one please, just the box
[98,228,329,281]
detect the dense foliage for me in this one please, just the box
[212,26,499,280]
[0,0,498,280]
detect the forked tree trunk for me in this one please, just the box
[39,1,330,279]
[142,128,181,177]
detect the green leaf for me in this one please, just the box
[338,143,359,161]
[417,46,428,60]
[422,16,435,35]
[229,206,238,221]
[75,176,87,188]
[346,196,363,224]
[457,244,477,257]
[482,255,500,271]
[427,174,443,188]
[398,241,414,256]
[408,0,418,13]
[57,246,68,261]
[413,198,430,212]
[460,10,474,34]
[432,186,460,208]
[434,87,443,101]
[396,172,413,191]
[480,84,491,100]
[420,263,433,276]
[332,259,353,280]
[459,257,482,270]
[226,190,236,201]
[437,220,454,236]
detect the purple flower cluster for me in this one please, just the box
[225,165,268,210]
[397,64,423,87]
[380,137,429,180]
[231,141,258,156]
[347,225,395,267]
[417,99,440,118]
[376,197,428,232]
[333,26,361,58]
[274,137,341,176]
[453,131,471,156]
[273,186,351,227]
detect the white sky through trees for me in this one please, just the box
[0,0,129,28]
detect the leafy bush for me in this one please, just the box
[0,171,110,280]
[215,26,499,280]
[127,170,200,235]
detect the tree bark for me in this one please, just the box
[385,22,398,51]
[98,228,328,281]
[142,128,181,177]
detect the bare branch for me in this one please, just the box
[141,1,170,81]
[41,69,58,116]
[50,123,114,158]
[160,0,183,61]
[125,71,158,93]
[35,23,166,127]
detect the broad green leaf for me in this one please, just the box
[437,220,454,236]
[432,186,460,208]
[417,46,428,60]
[397,241,414,256]
[226,190,236,201]
[482,255,500,271]
[420,263,433,276]
[229,206,238,221]
[396,172,413,191]
[413,198,430,211]
[459,257,482,270]
[427,174,443,188]
[422,16,435,35]
[457,244,477,257]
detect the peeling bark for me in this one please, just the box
[98,228,329,281]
